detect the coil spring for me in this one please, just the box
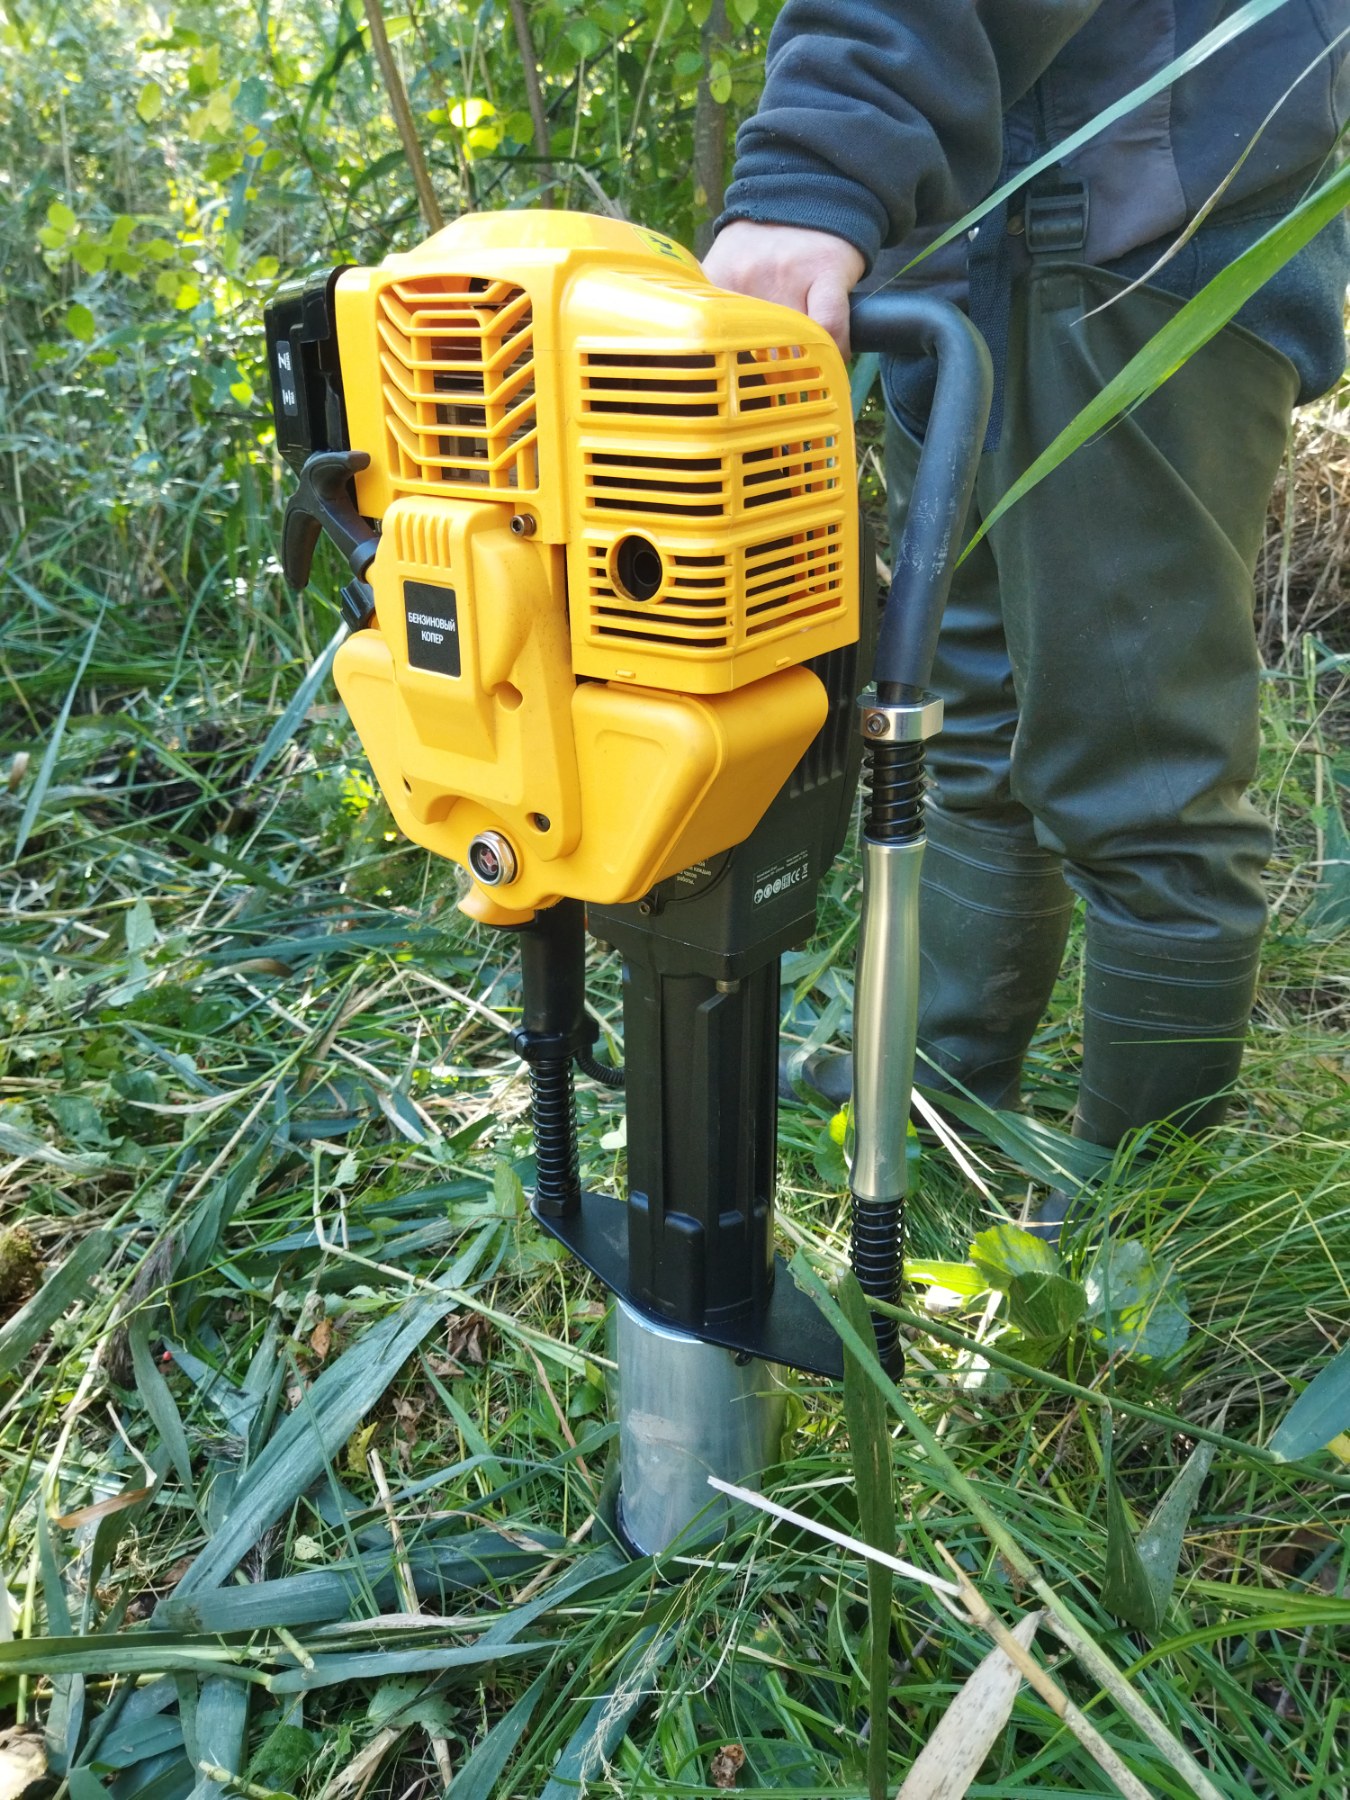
[864,740,926,843]
[851,1197,905,1374]
[530,1058,580,1217]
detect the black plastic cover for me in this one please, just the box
[264,266,353,476]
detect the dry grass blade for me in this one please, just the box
[705,1477,961,1597]
[896,1610,1043,1800]
[933,1548,1156,1800]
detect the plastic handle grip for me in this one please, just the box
[848,294,993,698]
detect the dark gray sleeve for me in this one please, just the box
[717,0,1102,269]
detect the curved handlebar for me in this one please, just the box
[848,294,993,698]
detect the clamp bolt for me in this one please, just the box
[509,514,537,537]
[864,712,888,736]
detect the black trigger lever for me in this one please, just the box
[282,449,380,591]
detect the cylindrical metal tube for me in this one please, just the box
[850,836,925,1202]
[614,1301,788,1557]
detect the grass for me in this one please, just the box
[2,376,1349,1799]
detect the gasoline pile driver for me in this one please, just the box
[264,210,990,1557]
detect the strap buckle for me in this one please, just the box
[1022,177,1089,257]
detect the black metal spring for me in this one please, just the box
[530,1058,580,1217]
[864,740,926,843]
[851,1197,905,1375]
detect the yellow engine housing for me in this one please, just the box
[330,210,859,921]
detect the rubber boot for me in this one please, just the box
[1074,920,1262,1147]
[1027,926,1261,1243]
[916,805,1075,1110]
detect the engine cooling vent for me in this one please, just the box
[581,351,722,420]
[378,275,538,494]
[578,339,846,664]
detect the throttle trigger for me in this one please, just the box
[281,449,379,591]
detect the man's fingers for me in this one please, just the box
[702,222,865,358]
[804,273,853,359]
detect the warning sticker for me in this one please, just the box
[752,849,810,907]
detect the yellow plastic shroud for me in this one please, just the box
[330,210,859,923]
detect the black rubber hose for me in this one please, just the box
[529,1058,581,1218]
[576,1046,625,1089]
[848,294,993,699]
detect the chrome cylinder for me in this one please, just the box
[614,1300,788,1557]
[850,835,925,1200]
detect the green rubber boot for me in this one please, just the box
[1074,921,1262,1146]
[916,805,1075,1110]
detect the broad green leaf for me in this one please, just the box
[1086,1240,1191,1362]
[155,1296,455,1607]
[970,158,1350,547]
[492,1158,527,1214]
[245,1723,317,1792]
[1303,783,1350,934]
[839,1273,895,1800]
[1005,1269,1087,1340]
[0,1229,112,1375]
[367,1676,457,1734]
[65,303,96,342]
[1270,1340,1350,1462]
[136,82,164,122]
[566,19,605,57]
[124,899,156,955]
[969,1223,1060,1291]
[47,199,77,231]
[903,1259,987,1298]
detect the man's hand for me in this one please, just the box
[702,221,866,358]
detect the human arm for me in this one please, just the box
[703,1,1104,347]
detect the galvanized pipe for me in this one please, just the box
[614,1301,787,1557]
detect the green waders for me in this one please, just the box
[887,263,1299,1150]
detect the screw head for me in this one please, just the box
[509,513,537,537]
[864,711,887,736]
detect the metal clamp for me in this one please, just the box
[858,692,944,743]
